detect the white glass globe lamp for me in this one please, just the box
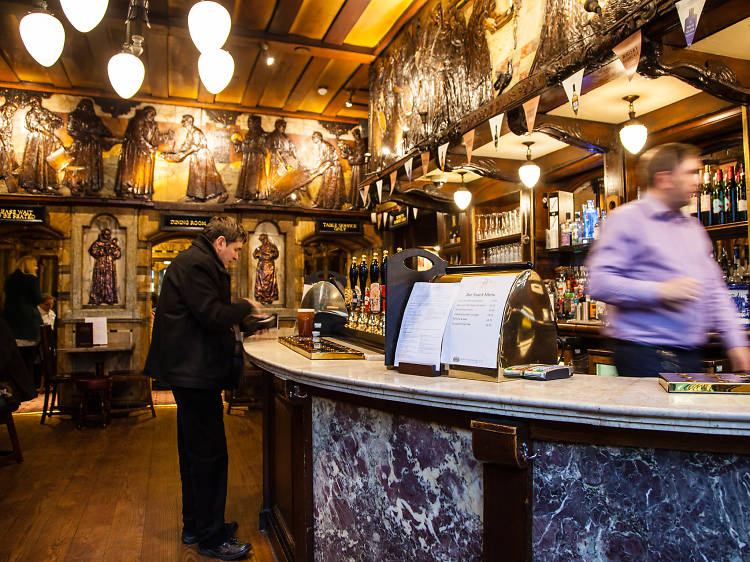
[108,50,145,99]
[453,171,472,210]
[61,0,109,33]
[19,7,65,67]
[619,95,648,154]
[198,49,234,94]
[518,141,541,188]
[188,1,231,53]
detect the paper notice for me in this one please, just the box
[395,282,460,370]
[441,274,518,368]
[84,316,108,345]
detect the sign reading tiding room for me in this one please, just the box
[0,205,45,223]
[160,214,212,231]
[315,220,363,235]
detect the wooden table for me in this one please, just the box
[58,343,134,377]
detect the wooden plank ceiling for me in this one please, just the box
[0,0,423,122]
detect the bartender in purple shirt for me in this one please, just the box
[587,143,750,377]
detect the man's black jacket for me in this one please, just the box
[144,234,253,390]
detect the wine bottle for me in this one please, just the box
[727,165,737,223]
[713,168,725,225]
[737,164,747,222]
[700,165,712,226]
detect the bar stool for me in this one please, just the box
[74,375,112,429]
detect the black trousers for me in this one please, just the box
[172,386,229,548]
[613,340,704,378]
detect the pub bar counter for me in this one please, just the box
[245,338,750,561]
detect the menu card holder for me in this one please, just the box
[75,322,94,347]
[385,249,447,367]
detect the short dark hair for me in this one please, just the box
[638,143,700,188]
[202,216,247,244]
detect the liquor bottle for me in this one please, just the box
[727,165,737,224]
[571,211,582,246]
[712,168,725,225]
[358,254,368,300]
[370,251,380,285]
[583,200,597,242]
[737,164,747,222]
[561,213,572,246]
[700,165,712,226]
[571,83,579,114]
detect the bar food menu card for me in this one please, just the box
[394,282,460,370]
[441,274,518,369]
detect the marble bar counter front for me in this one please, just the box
[244,339,750,562]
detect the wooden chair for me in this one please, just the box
[0,410,23,465]
[108,369,156,418]
[39,325,75,424]
[74,374,112,429]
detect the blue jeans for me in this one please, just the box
[613,340,704,378]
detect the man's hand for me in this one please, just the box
[657,277,700,306]
[727,347,750,373]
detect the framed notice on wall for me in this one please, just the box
[160,214,212,232]
[0,205,45,223]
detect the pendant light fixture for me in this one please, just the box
[619,95,648,154]
[198,49,235,94]
[19,2,65,67]
[61,0,109,33]
[453,170,472,210]
[518,141,541,188]
[107,0,148,99]
[188,1,231,54]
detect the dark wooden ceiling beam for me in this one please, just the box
[284,57,329,112]
[267,0,304,34]
[324,0,371,44]
[259,52,311,108]
[0,79,360,123]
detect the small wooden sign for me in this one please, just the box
[390,210,409,229]
[0,205,45,223]
[160,214,212,231]
[315,220,363,235]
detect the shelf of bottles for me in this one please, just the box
[344,250,388,337]
[692,162,747,232]
[541,199,604,256]
[547,265,605,324]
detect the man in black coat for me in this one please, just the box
[145,216,254,560]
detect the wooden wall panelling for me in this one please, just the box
[324,0,371,44]
[58,24,99,89]
[0,53,18,83]
[196,81,216,104]
[85,22,119,95]
[267,0,305,34]
[258,53,311,108]
[296,58,360,114]
[168,34,200,99]
[145,27,170,100]
[215,40,259,104]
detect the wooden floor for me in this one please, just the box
[0,406,276,562]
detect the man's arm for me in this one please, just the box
[585,210,662,307]
[179,262,253,332]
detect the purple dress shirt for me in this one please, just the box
[586,192,747,350]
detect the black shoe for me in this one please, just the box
[197,539,251,560]
[182,521,239,545]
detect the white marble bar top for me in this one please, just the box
[244,339,750,436]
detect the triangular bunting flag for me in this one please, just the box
[404,157,413,182]
[463,129,475,164]
[562,68,585,115]
[676,0,706,47]
[377,213,382,229]
[613,30,642,81]
[389,170,397,195]
[370,212,377,223]
[376,179,383,203]
[421,151,430,174]
[412,207,418,219]
[488,114,504,149]
[522,96,540,133]
[437,142,449,171]
[359,187,367,205]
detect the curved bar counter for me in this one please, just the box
[246,339,750,561]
